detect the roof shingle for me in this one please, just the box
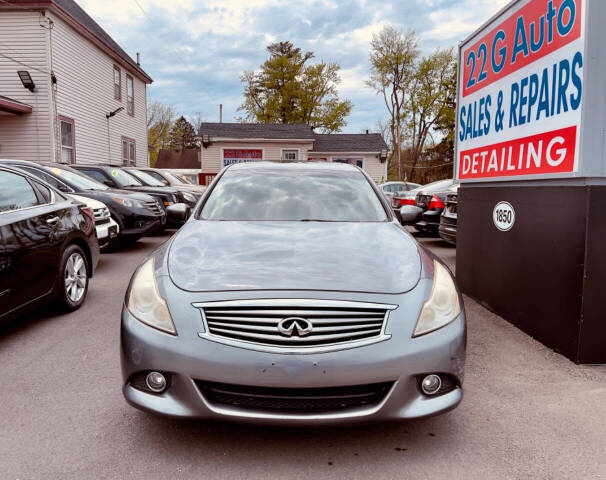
[311,133,387,153]
[199,123,315,140]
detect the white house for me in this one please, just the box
[196,123,389,183]
[0,0,152,166]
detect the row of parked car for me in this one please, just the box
[0,160,204,323]
[379,179,459,245]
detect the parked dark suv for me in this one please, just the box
[0,165,99,322]
[124,167,201,209]
[72,165,179,207]
[0,160,165,243]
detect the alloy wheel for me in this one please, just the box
[64,252,86,303]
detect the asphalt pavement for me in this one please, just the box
[1,230,605,479]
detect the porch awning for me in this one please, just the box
[0,95,32,115]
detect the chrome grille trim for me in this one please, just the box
[144,201,163,215]
[193,299,397,354]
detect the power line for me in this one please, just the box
[0,50,51,75]
[402,161,454,169]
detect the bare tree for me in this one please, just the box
[188,112,205,135]
[367,27,419,180]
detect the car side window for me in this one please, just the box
[0,171,40,213]
[81,169,107,184]
[147,171,167,184]
[32,181,53,204]
[18,166,62,190]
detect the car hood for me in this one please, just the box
[104,189,155,202]
[167,221,421,294]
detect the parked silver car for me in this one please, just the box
[121,162,466,424]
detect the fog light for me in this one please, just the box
[421,374,442,395]
[146,371,167,393]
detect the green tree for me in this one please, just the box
[239,41,352,132]
[147,101,175,166]
[367,26,419,181]
[168,116,198,149]
[404,48,457,181]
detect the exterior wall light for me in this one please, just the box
[380,149,388,162]
[17,71,36,92]
[202,134,210,148]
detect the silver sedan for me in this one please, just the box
[121,162,466,425]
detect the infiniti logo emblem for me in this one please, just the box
[277,317,313,337]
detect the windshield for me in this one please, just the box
[128,169,165,186]
[164,171,189,185]
[49,166,109,190]
[420,179,455,193]
[200,168,388,222]
[111,168,143,187]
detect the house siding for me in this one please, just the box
[201,140,387,183]
[48,12,148,166]
[201,141,315,172]
[309,153,388,183]
[0,10,53,162]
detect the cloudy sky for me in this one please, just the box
[79,0,509,133]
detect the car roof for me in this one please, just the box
[227,161,360,173]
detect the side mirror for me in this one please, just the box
[399,205,423,223]
[166,203,191,223]
[57,183,71,193]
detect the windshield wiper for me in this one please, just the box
[299,219,335,222]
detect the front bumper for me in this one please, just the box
[121,290,466,424]
[96,218,120,246]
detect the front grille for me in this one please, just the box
[95,218,111,226]
[197,301,393,349]
[198,381,393,413]
[144,201,163,215]
[445,193,458,203]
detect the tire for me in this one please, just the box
[55,244,90,312]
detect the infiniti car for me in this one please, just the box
[121,162,466,424]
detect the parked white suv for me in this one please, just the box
[70,194,119,249]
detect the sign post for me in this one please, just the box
[455,0,606,363]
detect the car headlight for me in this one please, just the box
[181,192,196,203]
[112,197,145,209]
[413,260,461,337]
[126,258,177,335]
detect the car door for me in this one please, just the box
[0,170,69,319]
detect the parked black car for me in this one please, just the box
[439,190,458,245]
[0,165,99,322]
[133,167,206,194]
[415,181,458,234]
[72,164,179,207]
[123,167,201,208]
[0,160,165,244]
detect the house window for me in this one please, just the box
[59,116,75,164]
[126,74,134,115]
[113,65,121,100]
[281,149,299,161]
[333,157,363,168]
[122,137,136,165]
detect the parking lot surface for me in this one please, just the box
[1,230,605,479]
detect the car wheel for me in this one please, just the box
[55,244,89,312]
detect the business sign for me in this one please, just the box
[222,149,263,167]
[455,0,585,181]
